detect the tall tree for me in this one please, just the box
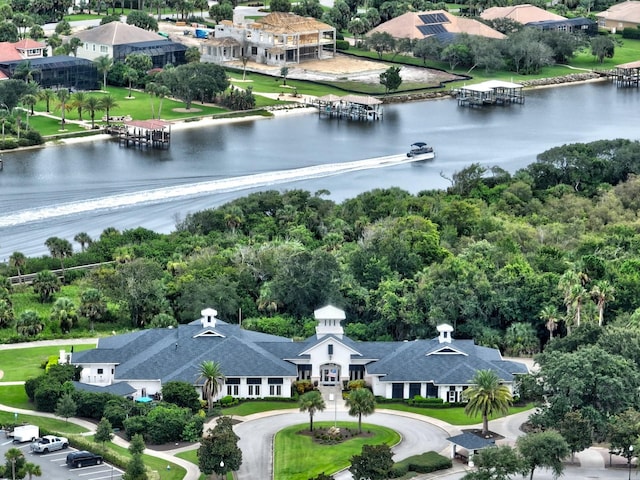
[98,94,118,125]
[70,92,88,121]
[5,447,25,480]
[299,390,325,432]
[38,88,56,112]
[198,416,242,477]
[95,417,114,449]
[44,236,73,280]
[55,89,70,129]
[22,462,42,480]
[79,288,107,332]
[463,369,512,436]
[31,270,60,303]
[345,387,375,433]
[196,360,225,413]
[591,280,615,327]
[462,445,525,480]
[94,55,113,91]
[8,252,26,284]
[517,431,569,480]
[379,66,402,95]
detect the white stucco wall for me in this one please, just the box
[76,42,113,61]
[79,363,116,385]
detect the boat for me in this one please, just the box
[406,142,435,160]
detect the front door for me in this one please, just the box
[321,365,339,385]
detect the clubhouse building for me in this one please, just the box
[70,305,528,402]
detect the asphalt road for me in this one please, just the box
[233,410,453,480]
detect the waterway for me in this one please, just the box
[1,80,639,260]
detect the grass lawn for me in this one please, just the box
[27,114,87,136]
[0,385,33,410]
[0,343,95,382]
[63,13,104,21]
[105,442,186,480]
[378,403,534,425]
[0,411,88,435]
[274,422,400,480]
[221,401,297,416]
[227,70,351,96]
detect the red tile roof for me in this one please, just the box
[12,39,45,50]
[0,42,23,61]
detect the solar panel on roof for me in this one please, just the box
[435,13,448,22]
[418,13,439,24]
[417,24,448,36]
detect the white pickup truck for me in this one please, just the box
[30,435,69,453]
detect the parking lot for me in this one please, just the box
[1,436,123,480]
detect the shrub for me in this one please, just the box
[336,40,350,50]
[394,451,452,474]
[347,379,367,390]
[293,380,314,395]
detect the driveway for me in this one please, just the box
[233,409,456,480]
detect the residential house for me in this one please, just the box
[480,4,566,24]
[72,22,187,68]
[481,5,597,35]
[368,10,506,42]
[71,305,528,403]
[597,1,640,31]
[201,12,336,66]
[0,56,99,90]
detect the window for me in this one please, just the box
[269,385,282,396]
[227,385,238,396]
[92,44,96,52]
[328,344,333,355]
[100,46,108,53]
[248,385,260,396]
[97,368,104,374]
[251,46,257,55]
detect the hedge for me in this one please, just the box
[336,40,350,50]
[391,451,452,477]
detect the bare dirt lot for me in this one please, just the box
[159,20,461,86]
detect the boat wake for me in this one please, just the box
[0,153,419,228]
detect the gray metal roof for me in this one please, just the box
[448,432,496,450]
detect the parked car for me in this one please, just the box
[30,435,69,453]
[66,450,103,468]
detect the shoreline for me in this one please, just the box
[0,76,610,154]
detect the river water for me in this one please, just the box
[1,80,639,260]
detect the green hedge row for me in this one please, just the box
[391,451,452,477]
[336,40,350,50]
[622,27,640,39]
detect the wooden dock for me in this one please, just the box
[315,94,383,121]
[112,119,172,149]
[613,61,640,87]
[456,80,524,107]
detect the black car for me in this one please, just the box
[66,451,103,468]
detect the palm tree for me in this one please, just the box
[16,310,44,336]
[51,297,77,333]
[346,387,376,433]
[74,231,93,251]
[84,97,101,129]
[78,288,106,332]
[0,299,15,329]
[558,270,581,335]
[55,89,71,129]
[23,461,42,479]
[45,236,73,279]
[591,280,615,327]
[568,283,587,329]
[156,85,171,119]
[5,447,24,480]
[14,60,39,83]
[98,94,118,126]
[123,67,138,98]
[299,390,325,432]
[94,55,113,91]
[9,251,26,284]
[197,360,226,413]
[146,81,157,119]
[68,37,83,57]
[21,94,37,129]
[539,304,559,340]
[463,369,512,436]
[70,92,88,121]
[38,88,56,113]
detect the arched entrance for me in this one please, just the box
[320,363,340,385]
